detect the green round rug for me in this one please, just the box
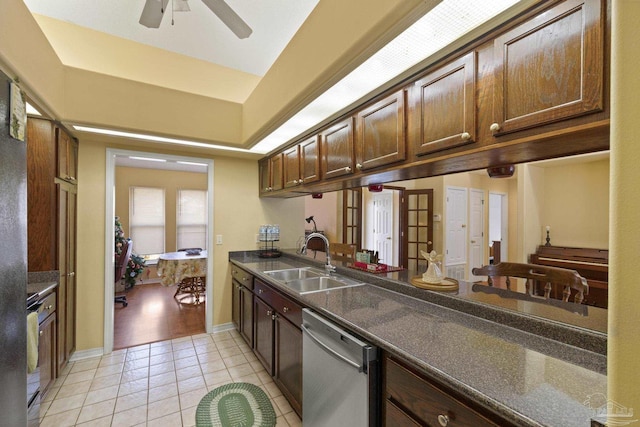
[195,382,276,427]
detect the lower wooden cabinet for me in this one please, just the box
[274,314,302,416]
[230,264,254,347]
[253,296,275,375]
[384,356,512,427]
[39,310,57,398]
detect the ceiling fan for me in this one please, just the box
[139,0,253,39]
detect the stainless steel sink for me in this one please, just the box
[264,267,325,282]
[287,276,364,294]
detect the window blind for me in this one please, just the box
[177,189,207,250]
[129,187,165,255]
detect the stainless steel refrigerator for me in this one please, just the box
[0,69,29,426]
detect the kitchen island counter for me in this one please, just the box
[230,251,606,427]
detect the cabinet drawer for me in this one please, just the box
[385,357,499,427]
[231,265,253,290]
[37,291,56,324]
[254,279,303,327]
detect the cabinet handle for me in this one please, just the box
[344,166,352,172]
[293,179,299,184]
[437,414,449,426]
[242,277,247,281]
[356,163,363,170]
[258,289,263,294]
[461,132,471,140]
[68,272,75,277]
[299,177,304,183]
[428,241,433,245]
[489,123,501,132]
[283,306,289,313]
[266,310,272,316]
[46,305,53,310]
[39,330,44,336]
[471,240,476,243]
[232,270,237,274]
[271,314,277,320]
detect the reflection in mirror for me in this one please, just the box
[303,151,609,333]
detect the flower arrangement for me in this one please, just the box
[115,216,146,289]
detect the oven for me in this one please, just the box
[26,291,55,427]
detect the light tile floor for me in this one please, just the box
[40,329,302,427]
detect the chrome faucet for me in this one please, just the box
[300,232,336,273]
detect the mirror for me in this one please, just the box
[303,151,609,334]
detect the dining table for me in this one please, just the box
[157,250,208,303]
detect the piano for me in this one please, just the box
[530,245,608,308]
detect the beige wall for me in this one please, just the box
[114,167,208,254]
[305,191,340,242]
[75,139,305,352]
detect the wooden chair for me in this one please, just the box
[329,243,357,262]
[115,239,133,307]
[471,262,589,304]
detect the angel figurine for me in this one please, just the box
[420,250,443,284]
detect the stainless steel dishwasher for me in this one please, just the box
[302,308,379,427]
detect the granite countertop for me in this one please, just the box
[229,251,606,427]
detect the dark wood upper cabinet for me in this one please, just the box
[56,126,77,183]
[259,154,284,193]
[283,145,301,188]
[355,90,406,170]
[300,136,320,185]
[410,51,477,156]
[270,153,284,192]
[321,117,355,180]
[490,0,604,136]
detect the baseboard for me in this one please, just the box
[211,322,235,333]
[69,347,104,361]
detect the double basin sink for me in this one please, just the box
[263,267,364,294]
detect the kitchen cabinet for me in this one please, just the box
[384,356,512,427]
[356,90,406,170]
[410,51,477,156]
[489,0,604,137]
[231,265,254,347]
[259,154,284,194]
[38,298,57,399]
[252,278,303,416]
[283,145,301,188]
[300,136,320,185]
[320,117,355,180]
[56,126,78,184]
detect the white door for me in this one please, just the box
[469,189,484,281]
[445,187,467,267]
[372,192,393,264]
[489,192,508,263]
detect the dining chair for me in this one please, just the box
[115,239,133,307]
[329,243,357,262]
[471,262,589,304]
[178,247,203,252]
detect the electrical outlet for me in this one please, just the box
[216,235,223,245]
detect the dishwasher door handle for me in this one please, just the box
[302,324,363,372]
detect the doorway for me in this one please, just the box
[445,186,467,279]
[468,189,484,281]
[104,148,215,354]
[489,192,508,264]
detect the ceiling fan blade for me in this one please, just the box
[200,0,253,39]
[139,0,170,28]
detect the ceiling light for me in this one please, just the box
[177,161,208,166]
[129,156,167,162]
[73,125,255,153]
[26,102,41,116]
[251,0,520,154]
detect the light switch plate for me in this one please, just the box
[216,235,223,245]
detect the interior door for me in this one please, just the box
[372,192,393,264]
[445,187,467,268]
[468,189,484,281]
[404,189,433,271]
[342,188,362,249]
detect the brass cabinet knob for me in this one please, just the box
[461,132,471,140]
[258,289,263,294]
[299,177,304,183]
[344,166,352,172]
[356,163,363,170]
[437,414,449,427]
[266,310,272,316]
[428,241,433,245]
[490,123,501,132]
[46,305,53,310]
[293,179,299,184]
[283,306,289,313]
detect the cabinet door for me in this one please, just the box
[270,153,284,192]
[56,126,78,183]
[259,158,271,194]
[39,312,57,398]
[356,90,406,170]
[57,182,76,370]
[411,51,476,156]
[232,280,241,330]
[491,0,604,135]
[321,117,355,180]
[240,286,254,347]
[253,297,274,375]
[300,136,320,184]
[283,146,301,188]
[26,118,57,272]
[274,315,302,416]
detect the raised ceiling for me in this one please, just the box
[22,0,320,76]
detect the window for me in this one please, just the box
[129,187,165,256]
[177,189,208,250]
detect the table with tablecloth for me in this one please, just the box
[157,250,207,303]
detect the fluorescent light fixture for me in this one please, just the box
[129,156,166,162]
[72,125,256,153]
[177,161,208,166]
[251,0,520,154]
[26,102,41,116]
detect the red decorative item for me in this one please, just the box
[311,193,323,199]
[368,184,384,192]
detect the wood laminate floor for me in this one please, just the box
[114,283,206,350]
